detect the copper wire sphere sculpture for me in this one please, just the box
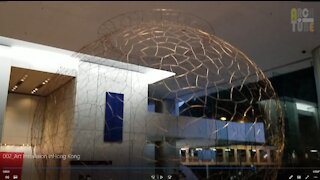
[31,9,284,180]
[76,9,285,179]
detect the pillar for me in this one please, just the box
[155,139,179,176]
[234,149,238,163]
[246,149,251,164]
[312,46,320,154]
[312,46,320,108]
[0,57,11,143]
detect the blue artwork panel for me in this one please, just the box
[104,92,124,142]
[254,123,266,143]
[227,122,246,142]
[216,120,228,140]
[245,122,255,142]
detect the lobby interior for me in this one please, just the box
[0,2,320,180]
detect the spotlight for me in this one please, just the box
[220,117,227,121]
[11,74,28,92]
[210,148,217,151]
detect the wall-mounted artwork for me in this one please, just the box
[104,92,124,142]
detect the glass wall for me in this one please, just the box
[269,67,320,166]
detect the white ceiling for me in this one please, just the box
[0,1,319,74]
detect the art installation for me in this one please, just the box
[30,9,285,180]
[104,92,124,142]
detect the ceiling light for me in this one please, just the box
[225,148,231,151]
[20,75,28,81]
[310,150,318,153]
[42,78,50,85]
[220,117,227,121]
[252,149,256,152]
[296,102,316,113]
[12,86,18,91]
[31,78,50,94]
[10,74,28,92]
[31,88,38,94]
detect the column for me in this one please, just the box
[155,139,179,176]
[223,149,227,163]
[0,57,11,143]
[185,148,189,163]
[256,149,261,164]
[313,46,320,107]
[267,149,272,164]
[312,46,320,154]
[234,149,238,163]
[246,149,251,164]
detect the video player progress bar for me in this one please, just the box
[3,166,256,170]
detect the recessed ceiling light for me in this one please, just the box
[30,77,51,95]
[11,74,28,92]
[220,117,227,121]
[12,85,18,91]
